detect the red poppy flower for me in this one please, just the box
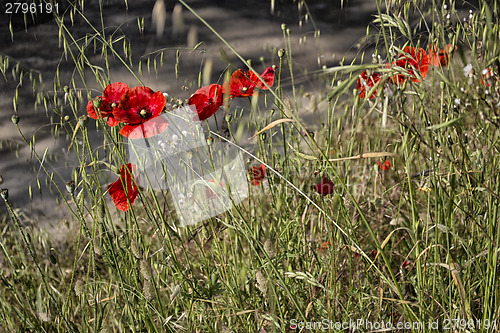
[389,46,429,83]
[224,69,256,97]
[378,160,391,171]
[428,44,456,67]
[357,71,382,99]
[188,84,224,121]
[113,86,168,138]
[87,82,129,127]
[313,176,335,195]
[249,164,266,186]
[107,163,139,212]
[224,66,275,98]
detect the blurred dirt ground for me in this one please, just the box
[0,0,376,231]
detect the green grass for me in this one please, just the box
[1,0,500,331]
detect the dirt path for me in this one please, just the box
[0,0,376,229]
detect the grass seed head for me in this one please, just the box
[140,260,152,281]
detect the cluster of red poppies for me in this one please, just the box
[357,44,456,99]
[187,66,275,121]
[85,83,172,211]
[86,82,169,139]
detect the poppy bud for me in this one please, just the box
[206,136,214,145]
[66,181,76,195]
[78,115,89,127]
[281,23,287,31]
[225,113,233,123]
[92,96,103,109]
[49,248,59,265]
[11,115,19,124]
[64,115,70,122]
[63,85,70,93]
[0,188,8,200]
[278,48,286,58]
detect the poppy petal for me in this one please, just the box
[87,99,100,119]
[392,46,429,83]
[119,117,169,139]
[107,116,120,127]
[357,71,381,99]
[377,160,391,171]
[103,82,129,106]
[249,66,275,90]
[313,176,335,195]
[249,164,266,186]
[107,163,138,211]
[188,84,224,121]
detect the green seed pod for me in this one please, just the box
[278,48,286,58]
[78,115,89,127]
[255,270,268,296]
[97,199,106,218]
[143,280,154,300]
[140,260,152,281]
[264,239,275,258]
[170,285,182,299]
[130,239,142,259]
[92,96,103,109]
[11,115,19,124]
[66,181,76,195]
[93,239,104,256]
[49,248,58,265]
[74,279,85,297]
